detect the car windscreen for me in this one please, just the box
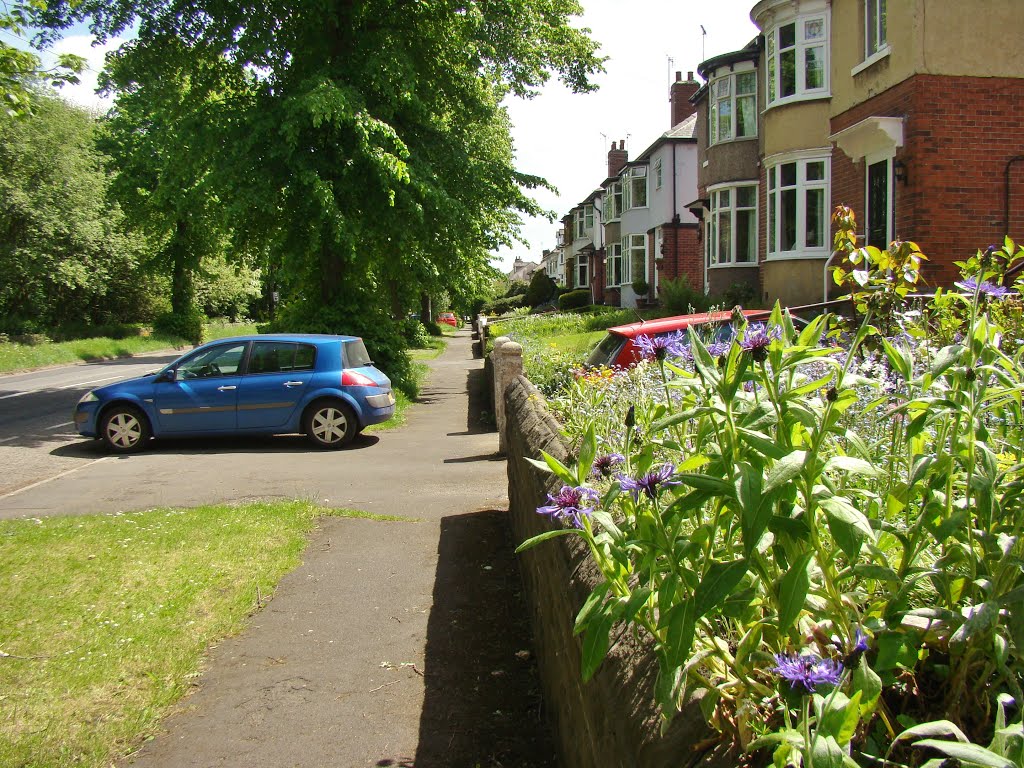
[585,333,626,368]
[343,339,373,368]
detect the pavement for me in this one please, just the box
[4,330,555,767]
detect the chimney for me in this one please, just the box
[670,70,699,127]
[607,139,628,178]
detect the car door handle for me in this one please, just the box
[283,381,304,387]
[217,385,237,391]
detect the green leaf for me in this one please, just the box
[573,581,611,635]
[892,720,970,746]
[850,658,882,716]
[881,335,913,380]
[525,451,577,486]
[577,424,598,485]
[677,473,734,494]
[765,450,807,494]
[580,610,616,682]
[811,735,848,768]
[930,344,965,379]
[665,600,696,669]
[950,601,1001,651]
[514,527,577,553]
[738,427,790,460]
[819,495,874,539]
[911,740,1015,768]
[693,559,748,619]
[824,456,882,478]
[777,550,814,631]
[620,587,653,625]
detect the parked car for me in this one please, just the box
[74,334,395,453]
[437,312,458,327]
[585,310,784,369]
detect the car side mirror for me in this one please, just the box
[156,369,177,383]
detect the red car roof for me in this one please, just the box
[607,309,770,339]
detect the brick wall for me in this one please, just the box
[655,223,701,295]
[831,73,1024,289]
[503,375,735,768]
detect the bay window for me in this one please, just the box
[709,70,757,145]
[708,185,758,266]
[606,182,623,221]
[605,243,622,288]
[766,155,830,257]
[766,13,829,105]
[622,233,646,285]
[623,167,648,210]
[575,204,594,239]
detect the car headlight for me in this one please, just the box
[78,391,99,405]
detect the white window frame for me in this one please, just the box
[654,158,663,190]
[766,12,830,107]
[623,166,648,210]
[765,150,831,260]
[709,68,758,146]
[575,205,594,239]
[865,0,887,58]
[605,243,622,288]
[606,182,622,221]
[576,254,589,288]
[622,233,646,285]
[707,183,759,267]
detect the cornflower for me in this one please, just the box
[773,652,843,693]
[956,277,1013,298]
[617,463,679,501]
[591,453,625,479]
[635,331,688,362]
[536,485,599,529]
[739,323,783,363]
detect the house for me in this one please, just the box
[507,257,542,284]
[691,0,1024,307]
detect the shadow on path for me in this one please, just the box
[410,510,557,768]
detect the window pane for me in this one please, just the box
[781,189,797,251]
[780,49,796,97]
[715,78,731,97]
[768,50,776,101]
[718,99,733,141]
[718,211,732,265]
[737,186,756,208]
[708,218,717,265]
[294,345,316,371]
[710,102,718,143]
[736,208,755,263]
[867,0,878,53]
[779,22,796,49]
[804,18,825,40]
[806,188,825,248]
[737,95,756,137]
[632,177,647,207]
[768,192,776,252]
[718,189,730,208]
[879,0,887,45]
[805,45,825,90]
[781,162,797,187]
[736,72,756,95]
[806,161,825,181]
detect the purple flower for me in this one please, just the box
[739,323,783,362]
[537,485,599,529]
[635,331,688,362]
[773,652,844,693]
[956,277,1013,298]
[617,463,680,501]
[706,341,732,358]
[591,453,625,479]
[842,628,870,667]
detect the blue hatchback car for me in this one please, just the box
[74,334,395,452]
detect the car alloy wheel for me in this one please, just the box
[100,405,150,453]
[304,400,356,449]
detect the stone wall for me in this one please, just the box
[503,375,733,768]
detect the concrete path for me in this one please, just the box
[21,330,554,767]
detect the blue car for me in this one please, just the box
[74,334,395,452]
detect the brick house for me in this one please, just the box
[691,0,1024,307]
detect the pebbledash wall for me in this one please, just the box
[503,374,734,768]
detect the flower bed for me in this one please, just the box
[519,210,1024,767]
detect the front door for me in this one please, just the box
[866,158,891,250]
[155,342,247,433]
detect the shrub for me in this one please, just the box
[557,290,591,311]
[400,318,432,348]
[718,281,758,308]
[658,274,710,313]
[153,309,206,345]
[524,269,557,307]
[484,295,526,316]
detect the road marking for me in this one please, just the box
[59,375,125,390]
[0,436,16,444]
[0,391,29,400]
[0,457,111,501]
[47,421,73,430]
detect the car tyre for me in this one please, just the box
[99,404,151,453]
[304,399,357,449]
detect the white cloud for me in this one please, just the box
[43,34,126,113]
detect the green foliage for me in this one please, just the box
[505,280,529,298]
[400,317,433,348]
[659,275,711,314]
[193,255,262,321]
[719,281,758,308]
[0,92,158,331]
[530,209,1024,765]
[525,268,558,307]
[557,289,591,311]
[153,309,206,346]
[485,295,527,315]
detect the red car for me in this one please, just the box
[585,310,775,369]
[437,312,458,327]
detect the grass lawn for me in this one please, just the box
[0,501,411,767]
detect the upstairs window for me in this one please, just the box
[575,204,594,239]
[654,158,663,190]
[623,167,648,210]
[766,13,829,105]
[709,70,757,145]
[607,182,623,221]
[866,0,887,56]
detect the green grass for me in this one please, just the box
[0,335,189,374]
[0,501,412,767]
[203,321,259,341]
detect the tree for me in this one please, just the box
[35,0,603,389]
[1,2,84,118]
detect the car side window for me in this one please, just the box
[247,342,317,375]
[178,343,247,379]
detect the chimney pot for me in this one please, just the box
[687,70,694,81]
[675,71,682,81]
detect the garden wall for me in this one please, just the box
[504,374,733,768]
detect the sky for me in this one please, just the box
[12,1,761,272]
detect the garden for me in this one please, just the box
[512,208,1024,767]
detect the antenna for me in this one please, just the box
[667,55,674,89]
[700,25,707,62]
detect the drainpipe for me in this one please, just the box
[823,249,839,304]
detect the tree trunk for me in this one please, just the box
[419,292,431,324]
[170,220,195,315]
